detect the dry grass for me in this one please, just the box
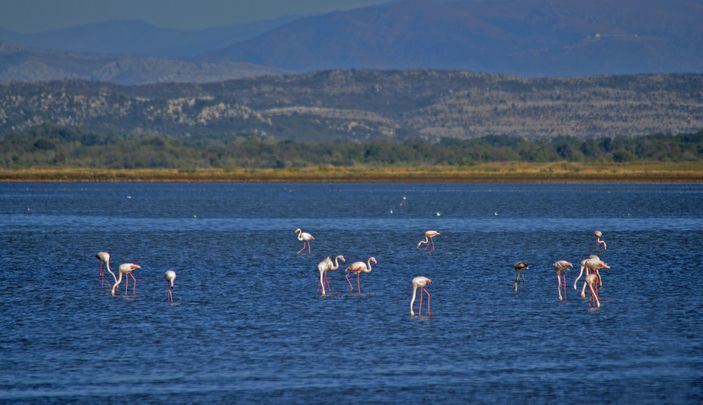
[1,162,702,182]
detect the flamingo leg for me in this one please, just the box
[424,288,431,316]
[130,273,137,295]
[125,275,129,295]
[168,288,173,303]
[297,243,306,254]
[357,273,362,294]
[557,273,562,301]
[346,273,354,291]
[419,290,423,316]
[308,241,311,254]
[562,274,567,301]
[99,262,104,287]
[589,283,600,308]
[325,272,332,293]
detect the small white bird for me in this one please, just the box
[165,270,176,303]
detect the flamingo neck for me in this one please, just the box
[366,259,374,272]
[332,256,342,270]
[296,230,303,241]
[111,272,123,296]
[410,285,418,315]
[105,260,118,284]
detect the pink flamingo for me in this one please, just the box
[165,270,176,303]
[553,260,573,301]
[586,273,601,308]
[410,276,432,316]
[295,228,315,254]
[574,255,609,298]
[95,251,117,288]
[111,263,141,296]
[317,255,345,296]
[594,230,607,251]
[417,230,440,252]
[345,257,377,294]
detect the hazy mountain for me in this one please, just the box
[206,0,703,75]
[0,16,300,58]
[0,43,282,85]
[2,70,701,140]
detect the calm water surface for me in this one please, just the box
[1,183,702,402]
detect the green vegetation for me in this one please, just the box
[1,124,702,170]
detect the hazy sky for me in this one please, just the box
[0,0,390,33]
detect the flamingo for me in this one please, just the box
[317,255,345,296]
[410,276,432,316]
[95,251,117,288]
[345,257,377,294]
[594,230,607,251]
[574,255,609,298]
[295,228,315,254]
[513,261,528,292]
[553,260,573,301]
[417,230,440,252]
[400,196,408,207]
[165,270,176,303]
[586,273,601,308]
[111,263,141,296]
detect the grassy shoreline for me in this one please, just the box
[1,162,702,183]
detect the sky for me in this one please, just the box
[0,0,390,33]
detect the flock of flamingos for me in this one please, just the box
[93,198,611,314]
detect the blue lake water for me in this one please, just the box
[0,183,702,402]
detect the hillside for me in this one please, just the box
[0,43,282,85]
[207,0,703,75]
[0,17,299,59]
[1,70,701,140]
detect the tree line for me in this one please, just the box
[1,124,701,169]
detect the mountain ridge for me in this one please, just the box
[0,43,283,85]
[1,70,701,140]
[206,0,703,75]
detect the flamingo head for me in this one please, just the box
[514,262,528,271]
[369,257,378,265]
[294,228,302,235]
[338,255,346,263]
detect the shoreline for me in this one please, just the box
[1,163,702,183]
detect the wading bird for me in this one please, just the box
[594,230,607,251]
[586,273,601,308]
[95,251,117,288]
[417,230,440,252]
[345,257,377,294]
[317,255,345,296]
[513,261,529,292]
[165,270,176,303]
[410,276,432,316]
[574,255,609,298]
[295,228,315,254]
[111,263,141,296]
[553,260,573,301]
